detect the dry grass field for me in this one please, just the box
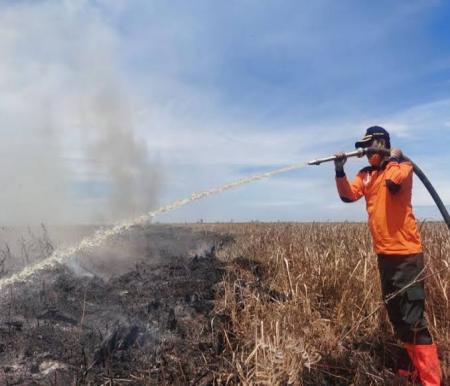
[0,222,448,385]
[205,222,449,385]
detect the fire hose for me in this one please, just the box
[308,147,450,230]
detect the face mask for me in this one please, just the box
[368,153,382,167]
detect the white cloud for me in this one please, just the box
[378,99,450,137]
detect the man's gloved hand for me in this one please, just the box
[334,152,347,172]
[390,148,403,160]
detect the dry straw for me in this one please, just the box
[209,222,449,385]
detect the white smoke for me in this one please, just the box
[0,1,161,225]
[0,159,308,289]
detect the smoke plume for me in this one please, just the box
[77,82,162,222]
[0,2,161,225]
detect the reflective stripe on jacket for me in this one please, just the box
[336,160,422,255]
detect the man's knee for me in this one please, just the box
[397,325,432,344]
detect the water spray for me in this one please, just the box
[0,161,308,290]
[308,147,450,230]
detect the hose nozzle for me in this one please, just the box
[308,148,366,166]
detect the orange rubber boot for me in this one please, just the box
[397,368,418,381]
[404,343,441,386]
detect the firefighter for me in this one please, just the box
[334,126,441,385]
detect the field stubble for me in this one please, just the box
[208,222,449,385]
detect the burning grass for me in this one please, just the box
[206,222,450,385]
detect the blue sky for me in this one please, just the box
[0,0,449,224]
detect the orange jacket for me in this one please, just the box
[336,160,422,255]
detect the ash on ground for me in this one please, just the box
[0,225,231,385]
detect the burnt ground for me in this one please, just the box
[0,225,232,385]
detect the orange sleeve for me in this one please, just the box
[335,172,364,202]
[384,160,413,193]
